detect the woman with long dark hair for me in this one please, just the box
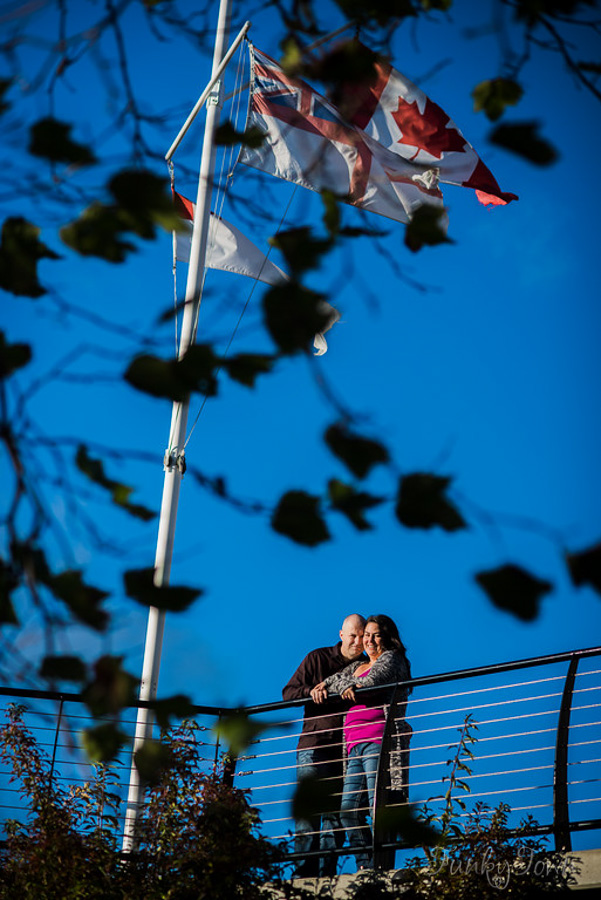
[311,614,412,870]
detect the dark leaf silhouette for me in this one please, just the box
[0,78,11,115]
[490,121,557,165]
[472,79,524,121]
[82,723,129,763]
[223,353,274,388]
[82,655,138,717]
[48,570,109,631]
[134,740,173,785]
[292,771,338,821]
[328,479,383,530]
[124,567,203,612]
[60,204,137,262]
[271,490,330,546]
[269,226,331,276]
[29,116,96,166]
[0,217,60,297]
[151,694,197,730]
[215,121,265,148]
[76,445,155,521]
[125,344,219,402]
[334,0,418,28]
[325,423,389,479]
[475,564,552,620]
[39,654,87,682]
[0,558,18,624]
[263,284,330,354]
[61,170,178,261]
[566,541,601,596]
[0,332,31,379]
[405,205,452,253]
[396,473,466,531]
[376,803,440,846]
[108,169,180,235]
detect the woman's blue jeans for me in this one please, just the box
[340,741,381,869]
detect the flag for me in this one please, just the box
[239,45,445,224]
[173,191,288,286]
[173,190,340,355]
[339,45,518,208]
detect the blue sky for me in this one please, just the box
[3,0,601,712]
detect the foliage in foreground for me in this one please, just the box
[0,704,285,900]
[0,705,582,898]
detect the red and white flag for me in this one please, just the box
[173,191,340,355]
[340,46,518,208]
[239,46,445,224]
[174,191,288,286]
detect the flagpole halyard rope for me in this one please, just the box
[182,184,298,451]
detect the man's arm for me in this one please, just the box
[282,652,317,701]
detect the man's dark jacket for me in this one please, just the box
[282,642,352,754]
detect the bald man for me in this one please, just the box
[282,614,366,878]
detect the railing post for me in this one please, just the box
[372,685,401,870]
[553,656,579,851]
[49,696,64,786]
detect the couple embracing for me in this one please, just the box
[282,614,412,876]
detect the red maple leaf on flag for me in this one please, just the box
[392,95,467,159]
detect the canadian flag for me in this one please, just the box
[339,47,518,208]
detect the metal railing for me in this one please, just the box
[1,646,600,874]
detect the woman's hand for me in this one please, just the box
[310,682,328,704]
[341,686,356,702]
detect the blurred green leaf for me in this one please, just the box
[215,714,276,757]
[60,203,136,262]
[124,566,203,612]
[490,121,557,165]
[271,490,330,546]
[395,473,467,532]
[76,445,155,521]
[405,205,452,253]
[151,694,197,730]
[263,283,330,355]
[48,570,109,631]
[475,564,552,621]
[215,121,265,148]
[328,479,383,531]
[108,169,180,235]
[566,541,601,596]
[321,190,341,236]
[325,423,389,479]
[61,170,179,262]
[223,353,274,388]
[29,116,96,166]
[472,79,523,121]
[0,217,60,297]
[0,332,31,379]
[134,740,173,785]
[82,655,138,717]
[82,723,129,763]
[39,654,87,683]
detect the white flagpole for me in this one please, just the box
[122,0,235,851]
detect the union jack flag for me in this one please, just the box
[240,46,444,224]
